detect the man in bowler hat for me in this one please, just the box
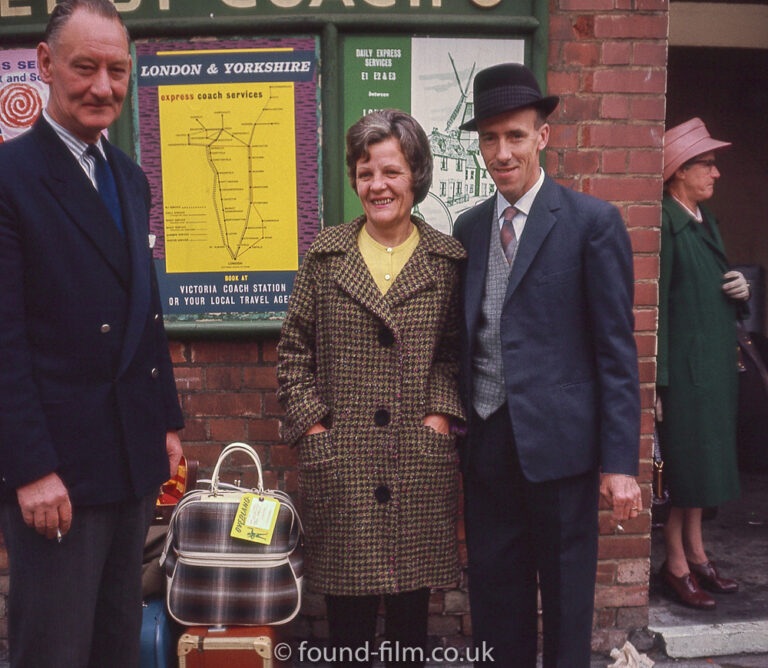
[453,63,642,666]
[0,1,183,665]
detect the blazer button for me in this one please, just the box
[378,327,395,347]
[150,367,159,378]
[100,323,111,334]
[374,485,391,504]
[154,313,161,321]
[374,409,390,427]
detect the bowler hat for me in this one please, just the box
[459,63,559,131]
[664,117,731,182]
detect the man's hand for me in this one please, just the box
[722,271,750,301]
[600,473,642,523]
[423,413,450,435]
[16,472,72,539]
[166,431,183,479]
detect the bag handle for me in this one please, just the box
[210,442,264,496]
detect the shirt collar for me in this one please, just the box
[670,194,703,223]
[495,167,545,220]
[42,109,106,160]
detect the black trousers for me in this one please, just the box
[463,407,599,668]
[0,493,155,668]
[325,588,430,668]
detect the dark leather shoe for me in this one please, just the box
[660,562,716,610]
[688,559,739,593]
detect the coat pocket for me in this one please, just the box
[416,424,459,462]
[535,266,580,286]
[296,429,341,549]
[297,429,336,469]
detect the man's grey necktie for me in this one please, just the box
[500,205,518,264]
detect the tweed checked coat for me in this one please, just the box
[277,215,466,595]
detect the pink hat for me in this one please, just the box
[663,118,731,182]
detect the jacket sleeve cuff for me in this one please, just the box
[281,397,329,445]
[426,374,466,422]
[600,450,639,477]
[4,449,60,490]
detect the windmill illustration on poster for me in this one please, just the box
[410,37,524,234]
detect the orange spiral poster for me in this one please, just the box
[0,49,47,142]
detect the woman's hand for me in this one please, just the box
[423,413,450,435]
[655,394,663,423]
[722,271,750,301]
[304,423,327,436]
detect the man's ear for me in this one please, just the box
[37,42,53,84]
[537,123,550,152]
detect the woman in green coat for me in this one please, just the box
[657,118,750,610]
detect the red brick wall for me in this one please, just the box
[548,0,668,652]
[171,339,293,493]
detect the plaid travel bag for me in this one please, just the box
[160,442,303,626]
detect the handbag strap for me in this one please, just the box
[210,442,264,496]
[160,442,304,567]
[737,322,768,391]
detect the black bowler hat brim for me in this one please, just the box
[459,63,559,131]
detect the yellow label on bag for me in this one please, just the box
[230,494,280,545]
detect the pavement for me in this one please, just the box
[646,471,768,663]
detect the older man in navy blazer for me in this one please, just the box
[453,64,642,667]
[0,1,183,666]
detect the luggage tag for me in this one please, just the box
[230,494,280,545]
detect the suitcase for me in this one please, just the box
[177,625,286,668]
[140,598,176,668]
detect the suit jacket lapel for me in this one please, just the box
[463,196,494,346]
[505,176,559,302]
[108,143,151,376]
[33,119,130,286]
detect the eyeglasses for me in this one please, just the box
[688,159,718,170]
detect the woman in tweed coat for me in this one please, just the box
[277,110,465,666]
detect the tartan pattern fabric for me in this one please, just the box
[162,488,303,626]
[277,216,466,595]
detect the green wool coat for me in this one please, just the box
[277,216,466,595]
[657,195,742,507]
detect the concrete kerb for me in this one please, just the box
[648,619,768,659]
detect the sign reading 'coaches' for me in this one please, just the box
[0,0,505,24]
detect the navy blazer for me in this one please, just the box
[453,176,640,482]
[0,118,184,505]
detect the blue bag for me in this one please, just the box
[140,598,175,668]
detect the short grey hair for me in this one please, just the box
[44,0,128,47]
[346,109,433,205]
